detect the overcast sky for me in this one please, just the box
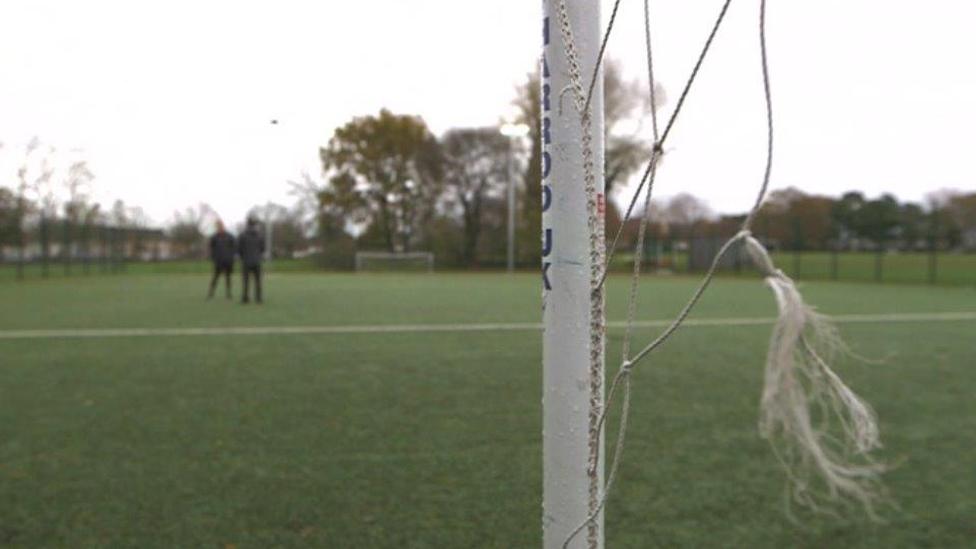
[1,0,974,226]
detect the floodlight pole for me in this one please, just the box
[265,118,284,266]
[507,138,516,273]
[542,2,606,549]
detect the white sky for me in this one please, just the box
[1,0,974,226]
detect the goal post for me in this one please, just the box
[541,1,606,548]
[354,251,434,273]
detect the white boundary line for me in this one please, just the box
[0,312,974,340]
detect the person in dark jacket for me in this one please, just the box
[238,216,266,304]
[207,220,236,299]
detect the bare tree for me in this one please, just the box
[21,141,58,218]
[60,160,95,270]
[17,139,56,274]
[62,161,94,216]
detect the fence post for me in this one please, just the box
[874,248,883,283]
[40,216,50,278]
[17,246,25,280]
[114,228,121,273]
[733,234,742,276]
[121,228,129,272]
[99,227,107,272]
[113,229,121,273]
[62,218,71,276]
[830,246,839,281]
[16,223,25,281]
[670,236,676,272]
[792,227,803,280]
[110,228,118,273]
[82,223,91,275]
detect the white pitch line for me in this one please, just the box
[0,311,974,340]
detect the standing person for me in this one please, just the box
[207,220,236,299]
[238,216,266,304]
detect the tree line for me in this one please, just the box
[304,63,974,268]
[3,62,974,270]
[613,187,976,254]
[0,138,158,264]
[0,138,310,262]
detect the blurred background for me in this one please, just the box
[1,2,975,548]
[1,0,973,281]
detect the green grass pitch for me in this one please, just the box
[0,273,974,547]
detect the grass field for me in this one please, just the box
[1,272,974,547]
[769,251,976,286]
[0,258,321,282]
[4,249,976,288]
[609,250,976,287]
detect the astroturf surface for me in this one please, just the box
[1,273,974,548]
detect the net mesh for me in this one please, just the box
[552,1,887,545]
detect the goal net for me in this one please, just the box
[354,251,434,273]
[544,1,885,548]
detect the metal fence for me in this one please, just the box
[671,228,975,287]
[0,218,167,281]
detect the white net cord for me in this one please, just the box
[558,0,888,546]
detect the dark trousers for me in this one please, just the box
[208,262,233,298]
[242,264,262,303]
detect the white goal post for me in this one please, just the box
[354,251,434,273]
[542,1,606,548]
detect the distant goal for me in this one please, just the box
[354,251,435,273]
